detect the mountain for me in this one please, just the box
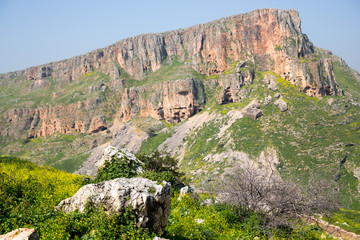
[1,8,360,209]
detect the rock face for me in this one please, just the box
[2,98,109,138]
[57,177,171,234]
[1,9,340,93]
[119,78,205,123]
[0,228,39,240]
[0,8,343,139]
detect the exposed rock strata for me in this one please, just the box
[1,8,341,96]
[56,177,171,234]
[119,78,205,123]
[0,8,343,139]
[3,99,109,138]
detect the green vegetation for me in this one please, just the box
[0,70,111,110]
[138,150,182,187]
[95,155,138,183]
[325,209,360,235]
[164,194,333,240]
[95,149,181,187]
[0,132,98,173]
[0,156,156,239]
[333,61,360,99]
[0,155,336,239]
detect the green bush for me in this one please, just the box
[138,151,183,187]
[94,156,137,183]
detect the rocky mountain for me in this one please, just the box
[1,8,360,208]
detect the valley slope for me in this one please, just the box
[1,8,360,209]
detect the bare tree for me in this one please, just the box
[216,163,339,227]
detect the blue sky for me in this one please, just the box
[0,0,359,73]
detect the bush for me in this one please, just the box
[94,155,137,183]
[94,150,182,190]
[138,151,183,188]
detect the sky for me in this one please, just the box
[0,0,359,74]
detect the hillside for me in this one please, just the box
[0,7,360,214]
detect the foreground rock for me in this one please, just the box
[57,177,171,234]
[0,228,39,240]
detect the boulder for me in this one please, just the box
[201,198,214,206]
[264,96,273,106]
[178,186,198,200]
[262,74,278,91]
[274,93,281,98]
[274,99,288,112]
[0,228,39,240]
[242,100,263,119]
[57,177,171,234]
[95,145,143,174]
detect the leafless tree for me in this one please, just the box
[216,163,339,227]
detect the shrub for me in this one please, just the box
[94,155,137,183]
[137,151,183,188]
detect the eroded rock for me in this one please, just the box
[274,99,288,112]
[56,177,171,234]
[0,228,39,240]
[264,96,273,106]
[242,100,263,119]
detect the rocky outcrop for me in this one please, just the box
[274,99,288,112]
[2,98,109,138]
[0,228,39,240]
[262,74,278,91]
[56,177,171,234]
[217,62,255,104]
[242,100,263,119]
[119,78,205,123]
[264,95,273,106]
[178,186,198,200]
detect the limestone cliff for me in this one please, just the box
[0,9,340,95]
[0,8,343,139]
[119,78,205,123]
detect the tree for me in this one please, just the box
[216,163,339,227]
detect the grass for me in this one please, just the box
[0,156,335,239]
[0,132,103,172]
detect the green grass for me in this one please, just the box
[324,209,360,235]
[140,131,173,155]
[0,156,335,239]
[165,194,333,240]
[0,132,102,172]
[333,61,360,99]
